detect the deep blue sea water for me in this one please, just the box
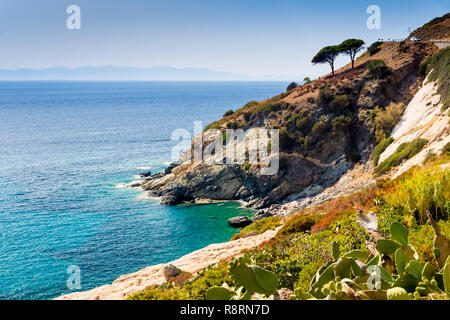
[0,81,286,300]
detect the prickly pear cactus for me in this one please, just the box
[295,222,450,300]
[387,287,411,300]
[228,258,278,296]
[206,286,235,300]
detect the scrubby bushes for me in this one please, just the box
[418,47,450,111]
[287,82,298,91]
[368,41,384,56]
[329,95,350,110]
[128,262,233,300]
[332,115,353,133]
[311,121,328,135]
[223,110,234,117]
[295,116,309,131]
[128,157,450,300]
[231,216,282,241]
[373,103,405,143]
[317,84,334,105]
[373,137,394,165]
[367,59,391,80]
[276,214,319,238]
[384,166,450,223]
[375,138,428,175]
[279,128,294,150]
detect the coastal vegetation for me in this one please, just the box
[128,155,450,300]
[231,216,282,241]
[312,46,340,76]
[374,138,428,176]
[372,103,405,143]
[373,137,394,165]
[418,47,450,110]
[124,14,450,302]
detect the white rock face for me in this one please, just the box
[379,77,450,178]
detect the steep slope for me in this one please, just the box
[410,13,450,40]
[378,49,450,178]
[59,14,450,301]
[136,40,437,215]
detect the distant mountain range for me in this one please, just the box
[0,65,294,81]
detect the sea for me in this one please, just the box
[0,81,286,300]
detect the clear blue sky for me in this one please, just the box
[0,0,448,78]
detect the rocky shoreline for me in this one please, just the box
[126,151,357,222]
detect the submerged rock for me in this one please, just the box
[228,216,253,228]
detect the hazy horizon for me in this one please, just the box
[0,65,297,81]
[0,0,448,79]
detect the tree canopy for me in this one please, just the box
[338,39,365,69]
[311,46,339,76]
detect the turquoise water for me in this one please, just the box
[0,81,286,300]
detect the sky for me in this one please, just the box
[0,0,448,79]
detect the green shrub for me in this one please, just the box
[287,82,298,91]
[426,47,450,111]
[332,115,353,133]
[276,214,319,238]
[329,95,350,110]
[368,41,384,56]
[303,135,314,150]
[128,262,233,300]
[223,110,234,117]
[375,138,428,175]
[127,283,190,300]
[317,85,334,105]
[279,128,294,150]
[368,59,391,80]
[226,121,239,129]
[296,116,309,131]
[311,121,328,135]
[373,137,394,165]
[373,103,405,143]
[231,216,282,240]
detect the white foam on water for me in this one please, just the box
[136,166,151,170]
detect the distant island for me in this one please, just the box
[0,65,296,81]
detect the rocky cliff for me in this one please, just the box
[133,38,440,218]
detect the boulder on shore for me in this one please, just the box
[163,264,181,281]
[139,171,152,178]
[228,216,253,228]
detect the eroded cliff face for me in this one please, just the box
[133,41,439,214]
[379,77,450,179]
